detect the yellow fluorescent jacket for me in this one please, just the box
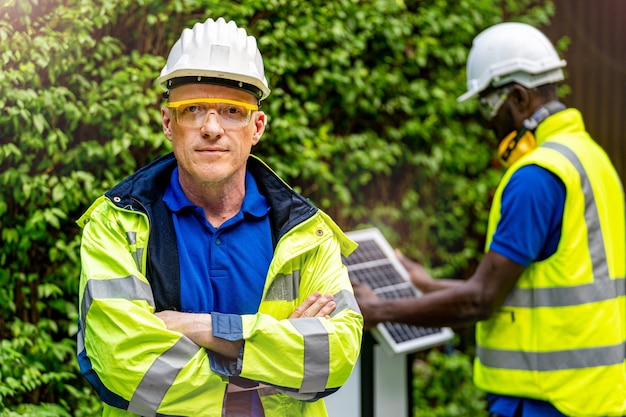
[478,109,626,416]
[77,154,363,417]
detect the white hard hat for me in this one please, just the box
[457,22,566,102]
[158,17,271,100]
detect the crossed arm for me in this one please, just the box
[155,291,337,358]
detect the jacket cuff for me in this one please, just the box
[208,313,244,376]
[211,312,243,340]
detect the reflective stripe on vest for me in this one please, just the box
[478,342,626,371]
[80,275,155,328]
[128,337,201,415]
[265,271,301,301]
[125,231,143,270]
[287,318,330,394]
[331,289,362,318]
[263,286,358,393]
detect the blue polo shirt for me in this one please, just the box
[490,165,565,268]
[163,167,272,315]
[487,164,567,417]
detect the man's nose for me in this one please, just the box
[200,111,224,136]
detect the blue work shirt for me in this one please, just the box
[488,164,567,417]
[163,167,272,315]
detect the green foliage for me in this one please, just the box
[0,0,167,413]
[245,0,557,279]
[0,0,556,413]
[412,348,487,417]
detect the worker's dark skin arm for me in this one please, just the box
[353,250,525,330]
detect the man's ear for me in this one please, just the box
[251,112,266,146]
[161,107,173,141]
[509,84,536,121]
[509,85,531,112]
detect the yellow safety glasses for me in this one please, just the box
[167,98,259,128]
[479,86,513,120]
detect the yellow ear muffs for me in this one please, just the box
[498,128,536,168]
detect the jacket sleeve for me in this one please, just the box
[208,213,363,400]
[77,197,227,416]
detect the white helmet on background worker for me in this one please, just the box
[158,17,271,101]
[457,22,566,102]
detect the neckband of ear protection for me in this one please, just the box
[498,101,567,168]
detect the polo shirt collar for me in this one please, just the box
[163,167,270,219]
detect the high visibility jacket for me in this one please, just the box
[477,109,626,416]
[77,153,363,417]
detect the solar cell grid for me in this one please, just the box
[384,323,443,343]
[342,239,386,265]
[345,228,455,355]
[347,263,406,288]
[378,286,416,300]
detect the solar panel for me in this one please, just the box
[345,228,455,356]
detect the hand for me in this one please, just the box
[351,281,381,330]
[395,249,435,293]
[155,310,242,358]
[290,291,336,319]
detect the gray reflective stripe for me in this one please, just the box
[330,289,362,317]
[477,341,626,371]
[81,276,155,330]
[543,142,609,280]
[288,318,330,393]
[265,271,301,301]
[503,141,618,308]
[125,232,143,270]
[258,386,281,397]
[126,231,137,245]
[256,386,317,400]
[76,327,84,354]
[128,337,201,415]
[504,277,626,307]
[131,248,144,271]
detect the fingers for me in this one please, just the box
[352,281,376,292]
[395,249,417,270]
[395,249,437,292]
[290,292,336,319]
[396,249,428,275]
[290,291,321,318]
[316,297,336,319]
[351,282,381,330]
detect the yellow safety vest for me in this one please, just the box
[476,109,626,416]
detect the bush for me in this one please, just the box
[412,348,487,417]
[0,0,165,413]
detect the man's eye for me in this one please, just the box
[182,104,205,114]
[222,105,243,115]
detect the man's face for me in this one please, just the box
[161,84,265,189]
[478,86,516,142]
[490,100,517,141]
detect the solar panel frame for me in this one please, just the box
[345,228,455,356]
